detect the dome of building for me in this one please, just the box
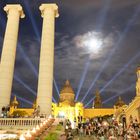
[59,80,75,106]
[60,80,74,94]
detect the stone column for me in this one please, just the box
[0,5,24,112]
[136,67,140,96]
[37,4,59,116]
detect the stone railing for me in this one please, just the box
[0,118,46,130]
[126,96,140,114]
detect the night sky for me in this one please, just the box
[0,0,140,108]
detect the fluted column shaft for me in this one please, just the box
[37,4,59,116]
[0,5,24,112]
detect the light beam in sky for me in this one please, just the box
[76,0,111,101]
[84,95,94,108]
[100,52,140,93]
[81,5,140,103]
[84,51,140,107]
[21,0,41,41]
[14,75,36,96]
[75,59,90,101]
[52,97,57,103]
[12,93,33,106]
[53,79,60,97]
[12,93,56,107]
[18,44,38,77]
[102,84,135,104]
[96,0,111,31]
[85,84,134,108]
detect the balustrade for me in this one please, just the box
[0,118,46,129]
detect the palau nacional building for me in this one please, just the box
[10,68,140,125]
[0,3,140,131]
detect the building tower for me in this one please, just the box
[0,5,24,113]
[115,96,125,108]
[37,4,59,116]
[11,96,19,109]
[136,66,140,96]
[93,89,102,108]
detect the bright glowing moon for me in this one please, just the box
[83,36,103,53]
[74,31,103,54]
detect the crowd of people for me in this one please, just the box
[0,105,10,118]
[64,115,140,140]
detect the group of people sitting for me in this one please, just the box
[64,115,140,140]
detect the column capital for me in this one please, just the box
[4,4,25,18]
[39,4,59,18]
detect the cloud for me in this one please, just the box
[73,31,114,59]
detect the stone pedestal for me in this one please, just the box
[0,5,24,113]
[37,4,59,116]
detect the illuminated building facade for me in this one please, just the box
[52,80,84,122]
[9,66,140,125]
[9,80,114,120]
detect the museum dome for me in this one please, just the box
[60,80,74,94]
[59,80,75,106]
